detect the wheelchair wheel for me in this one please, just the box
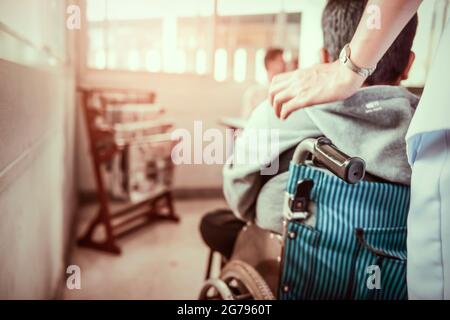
[199,260,275,300]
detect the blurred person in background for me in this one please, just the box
[289,56,299,71]
[241,48,286,119]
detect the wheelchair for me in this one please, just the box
[199,137,410,300]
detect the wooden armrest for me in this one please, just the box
[115,133,179,148]
[111,122,173,143]
[105,104,165,123]
[112,120,173,133]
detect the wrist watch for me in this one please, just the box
[339,43,376,78]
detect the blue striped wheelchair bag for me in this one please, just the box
[279,164,410,300]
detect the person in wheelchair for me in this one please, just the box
[200,0,419,298]
[222,0,418,234]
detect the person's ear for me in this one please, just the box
[400,51,415,81]
[319,48,331,63]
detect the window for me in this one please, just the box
[215,12,300,83]
[145,49,161,72]
[214,49,227,82]
[234,48,247,82]
[86,0,214,73]
[85,0,302,82]
[195,49,207,75]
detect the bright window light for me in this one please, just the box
[107,51,118,69]
[283,50,292,63]
[87,0,215,21]
[175,50,187,73]
[214,49,228,82]
[95,50,106,69]
[127,49,140,71]
[195,49,207,75]
[218,0,281,15]
[217,0,305,15]
[162,16,177,72]
[233,48,247,83]
[85,0,302,76]
[87,0,107,21]
[145,49,161,72]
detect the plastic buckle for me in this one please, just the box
[288,179,314,220]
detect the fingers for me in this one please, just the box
[271,61,362,120]
[280,94,308,120]
[268,69,312,119]
[268,71,293,105]
[272,88,296,118]
[268,79,290,106]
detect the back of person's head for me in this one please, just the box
[264,47,286,81]
[264,48,284,69]
[322,0,418,85]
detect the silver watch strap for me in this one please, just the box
[340,44,376,78]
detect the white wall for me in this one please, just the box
[0,0,77,299]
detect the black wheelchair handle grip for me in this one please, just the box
[292,137,366,184]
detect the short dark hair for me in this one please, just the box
[264,48,284,69]
[322,0,418,85]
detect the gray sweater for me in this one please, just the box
[223,85,419,228]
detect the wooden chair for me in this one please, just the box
[77,87,179,254]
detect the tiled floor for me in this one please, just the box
[63,198,227,300]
